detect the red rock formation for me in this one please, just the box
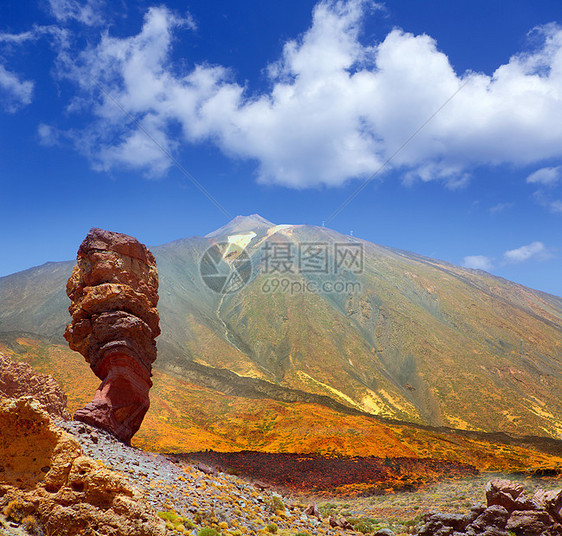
[64,228,160,445]
[0,353,71,420]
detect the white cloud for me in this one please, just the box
[527,166,561,185]
[463,241,553,271]
[503,241,552,263]
[48,0,105,26]
[489,202,513,215]
[38,123,60,146]
[463,255,494,271]
[0,64,33,112]
[54,1,562,188]
[527,166,562,213]
[0,26,69,113]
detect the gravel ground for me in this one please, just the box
[56,420,344,535]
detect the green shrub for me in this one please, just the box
[353,521,374,534]
[404,514,423,527]
[266,523,278,534]
[267,495,285,513]
[157,511,195,531]
[158,511,179,523]
[198,528,221,536]
[318,503,337,516]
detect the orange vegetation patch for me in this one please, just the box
[3,339,562,477]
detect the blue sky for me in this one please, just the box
[1,0,561,296]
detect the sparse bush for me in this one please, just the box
[266,523,278,533]
[404,514,423,527]
[353,521,374,534]
[198,528,221,536]
[158,511,178,522]
[157,511,195,532]
[318,502,337,516]
[347,518,378,534]
[267,495,285,514]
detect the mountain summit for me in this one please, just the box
[1,217,562,451]
[205,214,275,238]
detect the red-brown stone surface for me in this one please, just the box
[64,228,159,445]
[0,353,71,420]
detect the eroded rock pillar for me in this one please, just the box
[64,228,160,444]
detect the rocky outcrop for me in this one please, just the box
[0,396,165,536]
[64,228,160,445]
[0,353,70,419]
[417,479,562,536]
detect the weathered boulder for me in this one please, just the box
[0,353,70,419]
[466,505,509,534]
[416,480,562,536]
[533,488,562,524]
[506,510,559,536]
[304,502,322,519]
[417,506,485,536]
[64,228,159,445]
[0,396,165,536]
[328,515,352,529]
[485,478,537,512]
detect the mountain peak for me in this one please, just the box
[205,214,275,238]
[232,214,275,225]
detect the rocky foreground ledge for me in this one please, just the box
[0,396,360,536]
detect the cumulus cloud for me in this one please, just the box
[527,166,561,185]
[48,0,105,26]
[464,241,554,271]
[0,64,33,112]
[52,0,562,188]
[463,255,494,271]
[503,241,552,263]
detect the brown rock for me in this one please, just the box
[506,510,557,535]
[486,479,536,512]
[0,353,70,419]
[417,481,562,536]
[64,228,159,445]
[533,489,562,523]
[197,462,217,475]
[466,505,509,532]
[304,502,322,519]
[337,517,353,530]
[0,396,165,536]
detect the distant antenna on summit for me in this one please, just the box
[322,220,325,227]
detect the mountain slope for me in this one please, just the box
[1,215,561,443]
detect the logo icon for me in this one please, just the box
[200,242,252,294]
